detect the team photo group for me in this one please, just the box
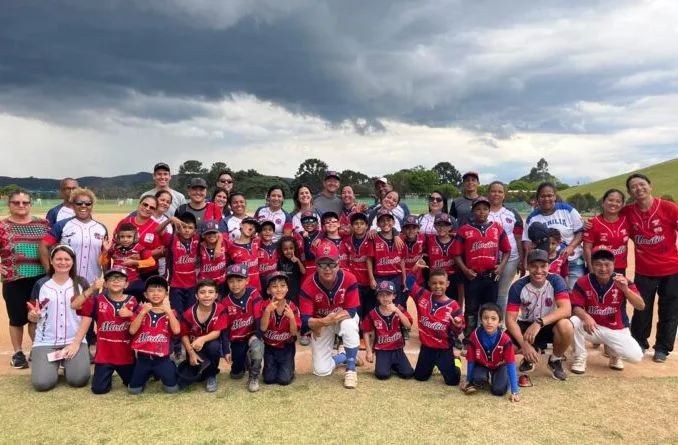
[1,162,677,402]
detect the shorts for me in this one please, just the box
[515,320,556,350]
[3,276,43,327]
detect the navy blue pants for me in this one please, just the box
[376,275,405,307]
[230,339,263,380]
[91,363,135,394]
[463,274,499,339]
[414,345,460,386]
[263,343,295,385]
[375,349,414,380]
[177,340,222,387]
[358,285,376,323]
[128,353,177,391]
[170,286,196,353]
[470,364,509,396]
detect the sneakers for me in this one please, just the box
[548,356,567,381]
[206,376,218,392]
[653,351,668,363]
[570,355,587,375]
[299,335,311,346]
[518,358,535,373]
[248,378,260,392]
[10,351,29,369]
[609,355,624,371]
[518,375,533,387]
[344,370,358,389]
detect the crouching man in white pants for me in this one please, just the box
[570,246,645,374]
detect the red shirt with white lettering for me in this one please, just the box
[226,239,261,291]
[167,234,200,288]
[451,222,511,273]
[370,233,404,277]
[297,231,321,277]
[583,215,630,270]
[361,305,412,350]
[343,235,373,286]
[78,294,138,365]
[410,282,464,349]
[621,199,678,276]
[299,270,360,318]
[571,274,639,330]
[257,242,279,279]
[466,328,516,370]
[197,245,227,285]
[180,302,229,339]
[222,288,263,342]
[424,235,456,274]
[259,300,301,348]
[401,234,425,284]
[131,309,177,357]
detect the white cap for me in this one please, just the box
[375,177,388,184]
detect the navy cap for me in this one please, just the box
[266,271,290,284]
[376,280,396,294]
[350,212,368,224]
[462,171,480,181]
[201,220,219,235]
[527,249,549,264]
[153,162,170,173]
[259,218,275,228]
[434,213,453,225]
[403,215,420,227]
[226,263,249,278]
[376,208,394,221]
[104,266,128,280]
[188,177,208,188]
[144,275,169,291]
[527,222,550,251]
[325,170,341,180]
[300,210,319,223]
[472,196,491,209]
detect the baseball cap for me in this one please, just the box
[104,266,128,280]
[527,222,550,251]
[226,263,249,278]
[462,171,480,181]
[315,241,339,263]
[591,245,615,262]
[375,177,388,185]
[325,170,341,181]
[376,208,394,221]
[260,219,276,229]
[321,211,340,223]
[471,196,491,209]
[403,215,420,227]
[300,210,319,223]
[527,249,549,264]
[241,216,260,230]
[188,177,208,189]
[144,275,169,291]
[350,212,368,224]
[201,220,219,235]
[434,213,453,225]
[153,162,170,173]
[266,271,290,284]
[376,280,396,294]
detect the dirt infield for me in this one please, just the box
[1,213,676,379]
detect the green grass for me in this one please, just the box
[560,157,678,200]
[2,373,678,444]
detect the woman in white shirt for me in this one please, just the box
[418,190,449,235]
[28,245,98,391]
[291,184,321,234]
[254,185,292,243]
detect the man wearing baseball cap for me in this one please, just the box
[313,170,344,215]
[140,162,186,216]
[505,249,573,382]
[450,171,480,226]
[174,177,223,226]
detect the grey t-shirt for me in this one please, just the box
[313,193,343,215]
[141,188,186,217]
[450,195,475,226]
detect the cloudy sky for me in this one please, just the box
[1,0,677,184]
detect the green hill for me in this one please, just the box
[560,157,678,200]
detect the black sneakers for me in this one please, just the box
[548,356,567,381]
[518,358,535,373]
[10,351,29,369]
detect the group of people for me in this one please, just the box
[1,162,676,402]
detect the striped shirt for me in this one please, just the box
[0,217,49,282]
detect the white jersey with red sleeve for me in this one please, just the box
[180,302,229,339]
[130,309,176,357]
[507,274,570,322]
[571,274,638,330]
[259,300,301,348]
[409,282,464,349]
[621,199,678,276]
[361,305,412,350]
[299,269,360,318]
[583,215,630,270]
[222,288,263,342]
[488,206,523,262]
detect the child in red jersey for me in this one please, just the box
[408,262,464,386]
[367,209,407,307]
[128,276,181,394]
[318,211,349,268]
[362,280,414,380]
[452,197,511,340]
[197,221,227,297]
[100,223,156,299]
[344,212,375,346]
[259,272,301,386]
[258,219,279,292]
[222,263,265,392]
[226,216,261,292]
[425,213,461,303]
[401,215,425,286]
[296,210,322,278]
[547,228,569,279]
[461,303,520,402]
[178,279,229,392]
[71,267,137,394]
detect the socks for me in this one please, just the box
[345,347,358,371]
[550,355,563,362]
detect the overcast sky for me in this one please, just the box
[1,0,677,184]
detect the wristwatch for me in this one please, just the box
[535,317,544,327]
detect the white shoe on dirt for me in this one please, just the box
[609,355,624,371]
[344,370,358,389]
[570,355,587,374]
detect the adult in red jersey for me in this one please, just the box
[622,173,678,362]
[583,189,630,275]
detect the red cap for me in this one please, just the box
[315,241,339,263]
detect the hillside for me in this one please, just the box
[0,172,152,192]
[560,158,678,200]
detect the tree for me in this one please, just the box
[293,158,328,194]
[177,160,208,191]
[432,162,462,188]
[407,166,439,195]
[566,193,598,212]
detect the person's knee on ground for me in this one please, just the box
[32,373,58,392]
[490,383,509,396]
[553,319,574,356]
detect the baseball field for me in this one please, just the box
[1,213,678,444]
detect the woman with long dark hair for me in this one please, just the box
[583,188,630,275]
[254,185,292,243]
[418,190,450,235]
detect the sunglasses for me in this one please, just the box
[74,201,93,207]
[218,179,233,184]
[9,200,31,206]
[317,263,339,270]
[140,202,157,211]
[428,197,443,203]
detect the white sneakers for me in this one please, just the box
[609,355,624,371]
[344,370,358,389]
[571,355,587,374]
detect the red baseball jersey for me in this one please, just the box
[583,215,630,270]
[339,208,355,237]
[370,234,404,277]
[343,235,373,285]
[548,255,569,280]
[298,231,321,277]
[571,274,639,330]
[317,237,349,269]
[107,243,153,282]
[361,305,412,351]
[180,302,229,339]
[131,309,177,357]
[452,222,511,273]
[299,269,360,318]
[259,300,301,348]
[222,288,263,342]
[621,199,678,276]
[114,216,167,252]
[167,234,200,288]
[257,242,279,278]
[466,328,516,370]
[226,239,261,291]
[197,245,227,285]
[424,235,456,274]
[401,234,426,284]
[409,282,464,349]
[77,294,138,365]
